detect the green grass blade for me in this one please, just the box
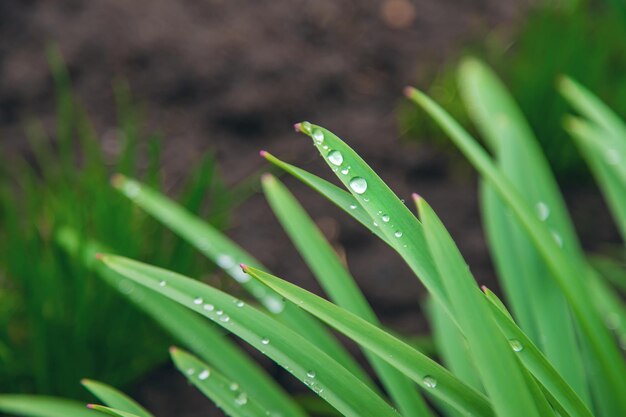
[80,380,152,417]
[86,405,142,417]
[111,175,373,390]
[458,58,588,402]
[558,76,626,140]
[0,395,93,417]
[428,298,482,392]
[481,288,594,417]
[99,255,400,417]
[170,347,269,417]
[262,174,433,417]
[289,123,450,313]
[406,86,626,414]
[56,228,306,417]
[261,151,386,240]
[244,266,494,417]
[417,196,544,417]
[564,116,626,240]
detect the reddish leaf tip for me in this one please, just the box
[169,346,179,353]
[480,285,488,293]
[403,86,416,98]
[259,150,268,158]
[86,404,95,409]
[110,173,126,188]
[411,192,422,202]
[240,263,249,272]
[293,122,302,132]
[95,253,104,261]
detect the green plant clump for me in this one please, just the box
[0,47,242,398]
[1,57,626,417]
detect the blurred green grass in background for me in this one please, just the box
[0,46,250,398]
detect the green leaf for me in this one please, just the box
[86,405,142,417]
[56,228,306,417]
[406,85,626,414]
[81,380,152,417]
[416,196,544,417]
[0,395,93,417]
[111,175,372,389]
[261,174,433,416]
[458,58,588,403]
[243,265,494,417]
[170,347,268,417]
[482,288,594,417]
[99,255,401,417]
[564,116,626,240]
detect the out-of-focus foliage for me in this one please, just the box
[0,47,240,398]
[400,1,626,178]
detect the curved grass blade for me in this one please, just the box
[289,123,450,315]
[99,255,401,417]
[427,298,482,393]
[559,76,626,140]
[81,380,152,417]
[564,116,626,240]
[170,347,268,417]
[0,395,93,417]
[261,151,385,240]
[481,288,594,417]
[110,175,373,389]
[458,58,588,402]
[243,265,494,417]
[406,86,626,414]
[262,174,433,416]
[86,405,141,417]
[416,196,544,417]
[56,228,306,417]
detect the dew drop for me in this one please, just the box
[509,339,524,352]
[186,368,196,376]
[312,129,324,144]
[349,177,368,194]
[349,204,357,210]
[217,254,235,269]
[341,167,350,175]
[198,369,210,380]
[535,202,550,221]
[193,297,203,305]
[230,382,239,391]
[328,150,343,166]
[219,314,231,323]
[216,309,224,316]
[235,393,248,406]
[159,280,167,287]
[381,214,390,223]
[394,230,403,238]
[261,337,270,345]
[373,221,379,227]
[235,299,245,308]
[203,303,215,311]
[306,370,316,378]
[551,231,563,247]
[124,182,141,199]
[423,376,437,388]
[265,296,285,314]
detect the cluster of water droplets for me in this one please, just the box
[303,369,324,394]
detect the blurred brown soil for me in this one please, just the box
[2,0,619,416]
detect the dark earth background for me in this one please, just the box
[1,0,619,415]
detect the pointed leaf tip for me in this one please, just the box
[169,346,179,354]
[403,86,417,98]
[293,122,302,132]
[110,173,126,188]
[87,404,95,409]
[411,192,421,202]
[261,173,274,184]
[95,253,104,261]
[259,150,268,158]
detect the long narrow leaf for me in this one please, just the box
[170,347,269,417]
[0,395,93,417]
[243,265,494,417]
[262,174,433,417]
[81,380,152,417]
[111,175,373,388]
[99,255,401,417]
